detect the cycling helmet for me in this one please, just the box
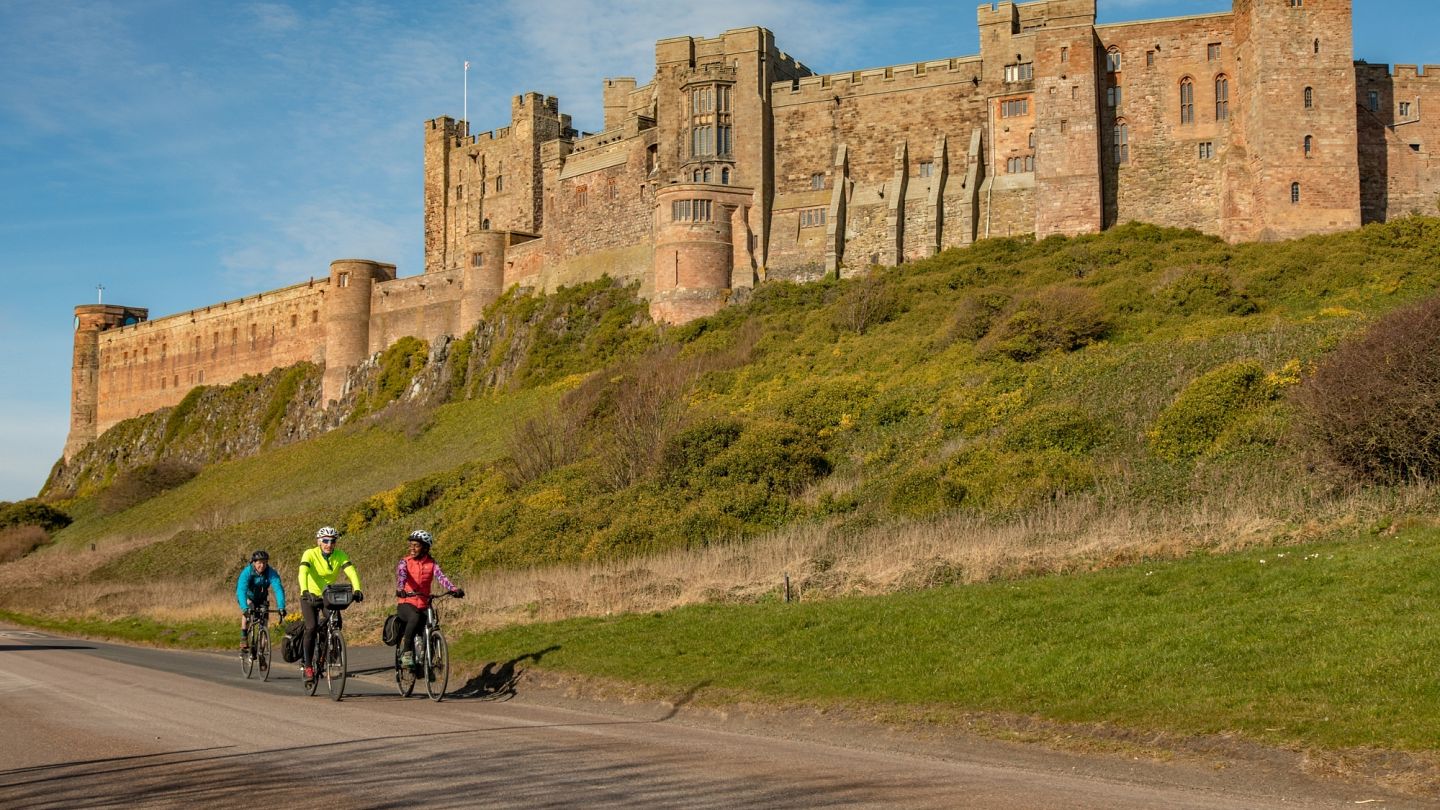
[407,529,433,546]
[250,550,270,562]
[316,526,339,541]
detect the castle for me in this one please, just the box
[65,0,1440,459]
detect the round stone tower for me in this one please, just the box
[458,230,509,331]
[651,183,755,324]
[321,259,390,404]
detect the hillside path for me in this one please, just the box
[0,626,1425,808]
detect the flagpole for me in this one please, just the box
[463,61,470,126]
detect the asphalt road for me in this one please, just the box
[0,627,1427,809]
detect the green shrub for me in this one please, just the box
[699,421,830,495]
[98,460,200,515]
[1148,361,1271,461]
[1160,267,1258,316]
[777,379,874,435]
[1002,404,1108,455]
[659,419,745,489]
[832,271,904,335]
[948,290,1011,342]
[986,287,1110,361]
[887,467,966,518]
[945,446,1094,512]
[0,500,72,533]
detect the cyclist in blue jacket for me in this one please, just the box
[236,550,287,656]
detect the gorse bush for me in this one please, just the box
[1295,294,1440,482]
[1160,267,1258,317]
[1148,361,1274,461]
[984,287,1110,361]
[0,500,72,533]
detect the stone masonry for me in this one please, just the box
[66,0,1440,459]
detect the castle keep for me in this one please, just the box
[65,0,1440,458]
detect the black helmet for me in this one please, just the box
[250,550,270,562]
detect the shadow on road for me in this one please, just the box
[0,644,95,652]
[449,645,561,701]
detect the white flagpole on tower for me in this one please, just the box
[463,61,470,126]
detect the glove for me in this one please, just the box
[395,589,405,598]
[451,589,465,599]
[353,590,365,602]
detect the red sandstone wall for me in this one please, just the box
[1357,64,1440,222]
[94,280,329,435]
[368,270,463,354]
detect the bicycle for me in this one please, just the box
[239,603,281,681]
[303,583,354,701]
[395,591,457,701]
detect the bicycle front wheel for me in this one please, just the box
[326,630,347,701]
[425,631,449,702]
[241,624,256,679]
[257,625,272,682]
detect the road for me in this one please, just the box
[0,627,1427,808]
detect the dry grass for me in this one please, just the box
[440,475,1439,634]
[0,526,50,564]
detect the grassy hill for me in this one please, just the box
[7,219,1440,769]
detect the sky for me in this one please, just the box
[2,0,1437,502]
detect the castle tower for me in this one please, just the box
[1234,0,1359,240]
[424,117,466,276]
[321,259,394,404]
[1032,1,1102,238]
[651,182,756,323]
[65,304,147,460]
[458,230,509,330]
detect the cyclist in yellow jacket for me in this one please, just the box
[298,526,364,685]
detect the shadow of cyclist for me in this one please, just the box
[448,645,561,700]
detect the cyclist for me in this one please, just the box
[298,526,364,685]
[394,529,463,668]
[236,550,286,660]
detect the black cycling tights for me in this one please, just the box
[300,595,324,666]
[396,603,425,654]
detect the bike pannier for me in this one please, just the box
[322,582,354,610]
[382,613,400,646]
[280,621,303,663]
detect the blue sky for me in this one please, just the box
[2,0,1437,501]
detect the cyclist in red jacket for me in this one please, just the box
[394,529,463,667]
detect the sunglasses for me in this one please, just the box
[319,538,336,544]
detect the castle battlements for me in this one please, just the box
[66,0,1440,462]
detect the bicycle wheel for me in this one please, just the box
[395,644,416,697]
[257,624,272,682]
[325,630,347,701]
[425,631,449,702]
[241,623,256,679]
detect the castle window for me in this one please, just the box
[471,252,484,267]
[1215,75,1229,120]
[1003,63,1033,83]
[703,167,712,182]
[231,328,237,345]
[481,218,490,229]
[1005,156,1035,173]
[456,185,463,200]
[1400,101,1412,118]
[1106,47,1122,73]
[1113,121,1129,164]
[1060,119,1068,133]
[291,314,297,328]
[1060,47,1069,63]
[1208,43,1221,62]
[575,185,587,207]
[810,172,824,190]
[198,370,204,383]
[1304,134,1314,157]
[495,175,503,192]
[1146,51,1155,67]
[672,199,712,222]
[1291,182,1301,203]
[1367,90,1378,112]
[689,83,733,158]
[1199,142,1214,160]
[311,310,318,323]
[918,160,934,178]
[1180,78,1195,124]
[1306,87,1316,109]
[337,272,349,288]
[1314,38,1320,54]
[693,169,703,182]
[1028,131,1036,148]
[1107,84,1122,108]
[1289,0,1302,6]
[799,207,827,228]
[1000,98,1029,118]
[608,179,618,200]
[721,167,731,185]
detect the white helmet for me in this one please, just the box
[407,529,433,547]
[315,526,339,541]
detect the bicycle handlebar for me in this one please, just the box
[396,591,461,600]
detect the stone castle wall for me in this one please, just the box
[67,0,1440,460]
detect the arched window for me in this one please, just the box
[721,167,731,185]
[703,167,712,182]
[1314,38,1320,54]
[1180,78,1195,124]
[1304,87,1314,109]
[1113,120,1129,164]
[1291,182,1301,204]
[1304,134,1313,157]
[1106,47,1122,73]
[692,169,702,182]
[481,218,490,230]
[1215,75,1229,120]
